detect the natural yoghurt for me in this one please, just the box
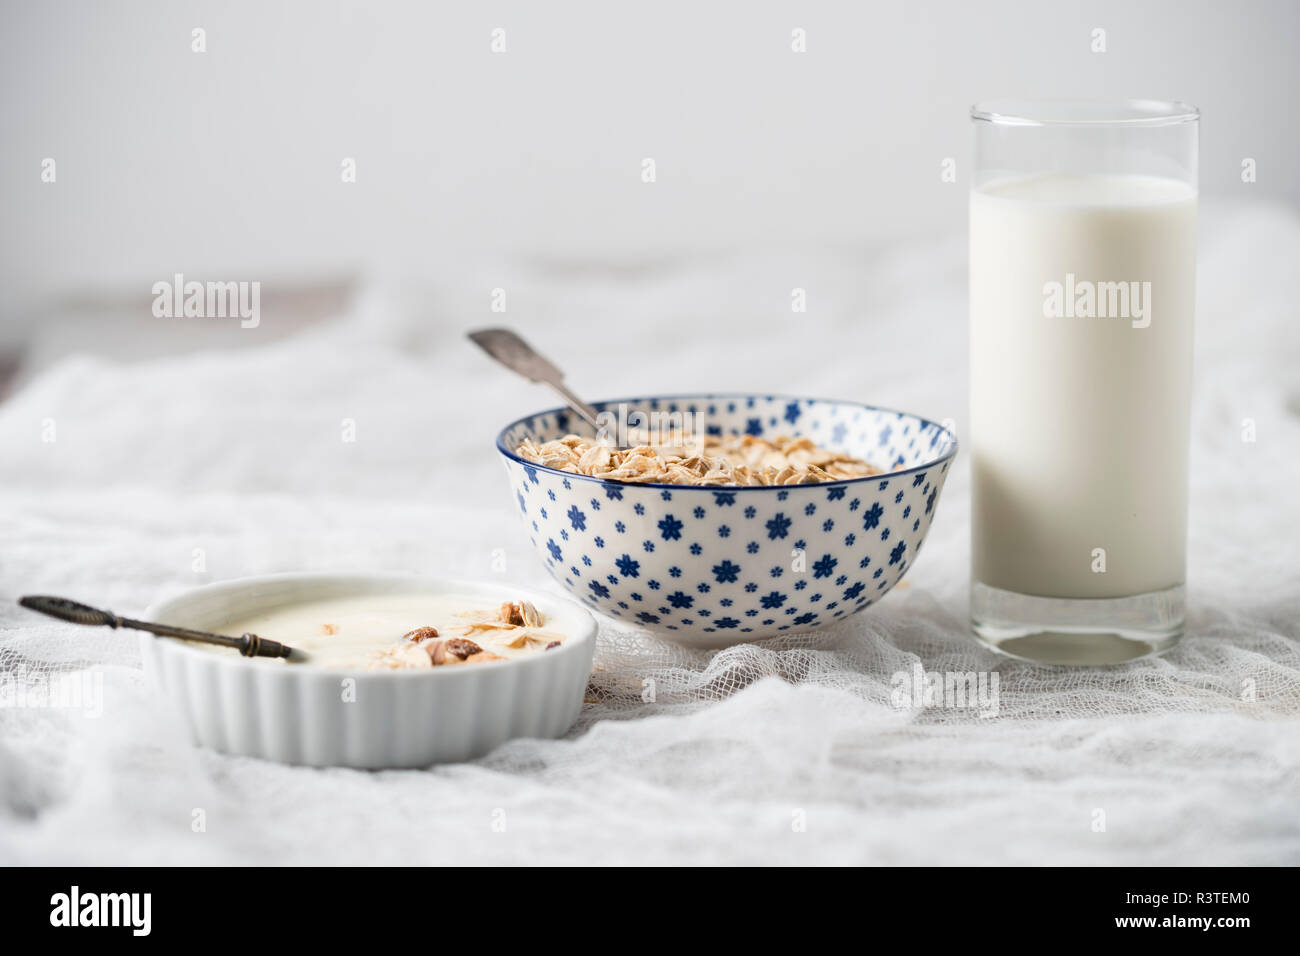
[209,594,565,670]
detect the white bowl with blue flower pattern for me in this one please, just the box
[497,394,957,649]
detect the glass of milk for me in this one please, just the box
[969,99,1198,664]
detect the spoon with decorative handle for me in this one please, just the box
[467,327,603,431]
[18,595,310,662]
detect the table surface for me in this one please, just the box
[1,201,1298,865]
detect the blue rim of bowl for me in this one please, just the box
[494,392,959,493]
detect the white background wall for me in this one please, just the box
[2,0,1297,324]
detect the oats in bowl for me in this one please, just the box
[515,432,881,486]
[497,394,959,648]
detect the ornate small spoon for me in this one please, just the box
[468,327,603,431]
[18,595,309,662]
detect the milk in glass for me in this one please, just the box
[970,173,1197,601]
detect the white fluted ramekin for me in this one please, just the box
[141,573,596,769]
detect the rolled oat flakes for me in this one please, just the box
[514,432,881,486]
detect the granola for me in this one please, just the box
[372,599,565,669]
[514,432,881,486]
[216,595,568,671]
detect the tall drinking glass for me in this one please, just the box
[969,99,1199,665]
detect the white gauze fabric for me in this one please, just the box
[0,200,1298,865]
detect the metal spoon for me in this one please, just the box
[18,595,310,662]
[467,328,602,431]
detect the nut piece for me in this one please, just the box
[420,637,485,665]
[403,626,440,643]
[444,638,483,660]
[497,600,545,629]
[519,601,542,628]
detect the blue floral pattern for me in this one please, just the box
[498,394,957,647]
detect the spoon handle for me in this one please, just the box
[18,595,304,661]
[467,327,602,430]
